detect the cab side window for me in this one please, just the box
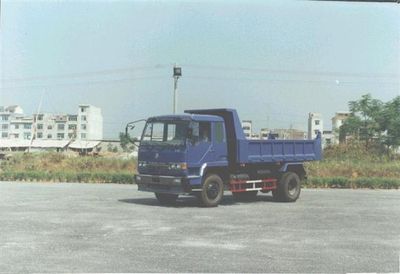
[214,122,225,143]
[199,122,211,143]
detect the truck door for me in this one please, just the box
[187,121,214,165]
[212,121,228,163]
[187,121,228,167]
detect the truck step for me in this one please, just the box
[229,178,277,193]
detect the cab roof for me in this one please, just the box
[148,114,224,122]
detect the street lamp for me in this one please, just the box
[173,65,182,114]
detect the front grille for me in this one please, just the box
[140,162,186,176]
[145,163,170,175]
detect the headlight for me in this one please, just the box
[173,178,181,183]
[168,163,187,170]
[138,161,147,167]
[168,163,177,169]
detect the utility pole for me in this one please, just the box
[28,90,45,152]
[173,64,182,114]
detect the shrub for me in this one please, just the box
[304,177,400,189]
[0,170,135,184]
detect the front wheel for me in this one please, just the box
[198,174,224,207]
[272,172,301,202]
[155,193,178,205]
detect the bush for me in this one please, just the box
[0,170,135,184]
[304,177,400,189]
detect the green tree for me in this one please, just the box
[341,94,383,148]
[381,96,400,150]
[119,132,135,152]
[339,115,362,143]
[340,94,400,153]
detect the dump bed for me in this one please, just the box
[237,136,321,164]
[185,108,322,165]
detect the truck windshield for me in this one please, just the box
[141,120,189,146]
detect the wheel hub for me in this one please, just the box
[207,182,219,199]
[288,179,297,196]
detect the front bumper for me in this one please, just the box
[135,174,201,194]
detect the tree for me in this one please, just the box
[349,94,383,147]
[339,115,362,143]
[119,132,135,152]
[340,94,400,153]
[381,96,400,150]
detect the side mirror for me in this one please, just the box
[125,119,146,147]
[125,124,137,144]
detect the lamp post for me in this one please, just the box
[173,65,182,114]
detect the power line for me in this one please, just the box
[1,64,170,83]
[0,75,168,90]
[183,64,399,79]
[184,75,399,85]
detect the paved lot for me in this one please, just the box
[0,182,399,273]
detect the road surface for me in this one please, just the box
[0,182,399,273]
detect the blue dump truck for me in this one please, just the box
[129,109,321,207]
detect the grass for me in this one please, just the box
[0,170,135,184]
[1,144,400,188]
[0,152,136,184]
[305,160,400,179]
[303,177,400,189]
[304,143,400,189]
[1,152,136,173]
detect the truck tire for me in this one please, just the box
[232,191,258,201]
[199,174,224,207]
[272,172,301,202]
[155,193,178,205]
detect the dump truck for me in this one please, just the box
[129,109,322,207]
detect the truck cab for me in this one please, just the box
[136,114,228,195]
[132,109,321,207]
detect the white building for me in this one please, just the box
[308,112,323,140]
[250,133,260,139]
[331,111,350,144]
[9,116,34,140]
[0,104,103,141]
[262,128,307,140]
[242,120,252,138]
[0,105,27,139]
[34,113,77,140]
[260,128,270,140]
[77,104,103,140]
[322,130,333,147]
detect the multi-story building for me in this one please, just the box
[331,111,350,144]
[250,133,260,139]
[261,128,306,140]
[0,105,25,139]
[260,128,270,140]
[9,116,34,140]
[77,104,103,140]
[0,104,103,141]
[242,120,252,138]
[322,130,333,147]
[288,129,307,140]
[308,112,323,140]
[260,128,306,140]
[33,113,76,140]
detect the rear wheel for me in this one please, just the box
[272,172,301,202]
[155,193,178,205]
[198,174,224,207]
[232,191,258,201]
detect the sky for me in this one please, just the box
[1,0,399,138]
